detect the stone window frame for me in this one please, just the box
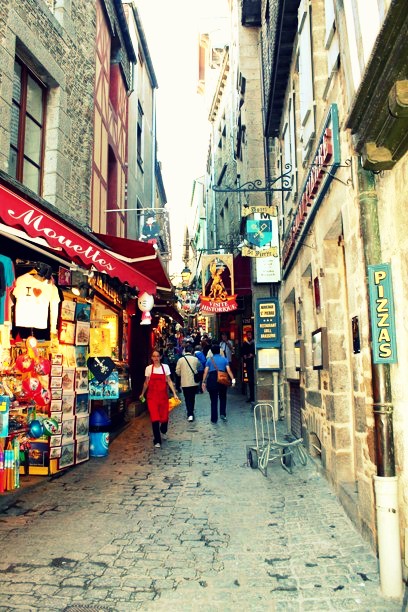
[9,56,47,196]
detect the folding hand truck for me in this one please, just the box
[246,402,307,475]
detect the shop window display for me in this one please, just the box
[0,257,93,490]
[0,254,133,493]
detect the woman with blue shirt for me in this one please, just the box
[202,344,235,423]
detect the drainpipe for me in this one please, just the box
[357,160,402,598]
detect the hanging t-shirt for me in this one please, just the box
[12,273,60,331]
[0,255,15,325]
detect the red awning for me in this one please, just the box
[95,233,173,291]
[0,184,156,295]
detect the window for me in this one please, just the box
[297,0,315,160]
[137,101,144,169]
[323,0,340,98]
[9,58,46,195]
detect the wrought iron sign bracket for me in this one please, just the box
[212,164,293,193]
[310,158,353,188]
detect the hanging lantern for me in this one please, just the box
[138,292,154,325]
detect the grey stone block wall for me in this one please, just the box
[0,0,96,225]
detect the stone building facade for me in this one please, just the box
[0,0,97,224]
[258,0,407,586]
[197,0,271,380]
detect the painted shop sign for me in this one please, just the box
[255,298,280,348]
[200,254,237,314]
[282,103,340,274]
[368,263,398,364]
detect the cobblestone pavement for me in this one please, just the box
[0,390,406,611]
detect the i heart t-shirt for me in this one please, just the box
[12,273,60,330]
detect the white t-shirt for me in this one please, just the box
[12,274,60,331]
[145,363,171,377]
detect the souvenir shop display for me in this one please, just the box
[0,257,93,489]
[0,251,134,493]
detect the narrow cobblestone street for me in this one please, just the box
[0,391,405,611]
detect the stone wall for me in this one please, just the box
[0,0,96,224]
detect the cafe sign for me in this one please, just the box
[255,298,280,348]
[368,263,397,364]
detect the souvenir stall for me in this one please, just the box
[0,257,95,489]
[0,255,137,489]
[0,181,166,491]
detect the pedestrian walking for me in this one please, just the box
[163,341,179,387]
[194,344,206,392]
[176,344,200,422]
[220,332,234,365]
[139,350,179,447]
[242,329,255,402]
[202,344,235,423]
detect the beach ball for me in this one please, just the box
[42,418,59,436]
[29,419,44,439]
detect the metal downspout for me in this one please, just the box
[357,162,394,476]
[357,160,402,598]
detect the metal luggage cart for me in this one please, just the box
[246,402,307,476]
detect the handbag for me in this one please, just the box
[210,357,232,386]
[183,356,200,384]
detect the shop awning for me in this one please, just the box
[0,184,156,295]
[95,233,173,292]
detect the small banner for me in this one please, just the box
[241,205,278,217]
[200,254,237,314]
[242,246,278,258]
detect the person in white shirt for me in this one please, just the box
[220,332,234,366]
[139,350,178,447]
[175,344,200,422]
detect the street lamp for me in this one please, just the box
[181,266,191,288]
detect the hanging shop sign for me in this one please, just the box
[242,208,280,259]
[282,103,340,275]
[200,254,237,314]
[368,263,397,364]
[255,253,281,283]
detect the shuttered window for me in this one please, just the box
[324,0,340,95]
[297,0,315,160]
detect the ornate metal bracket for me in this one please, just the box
[310,158,353,188]
[212,164,293,193]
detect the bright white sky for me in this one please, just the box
[136,0,228,278]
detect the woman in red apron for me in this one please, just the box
[140,350,178,448]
